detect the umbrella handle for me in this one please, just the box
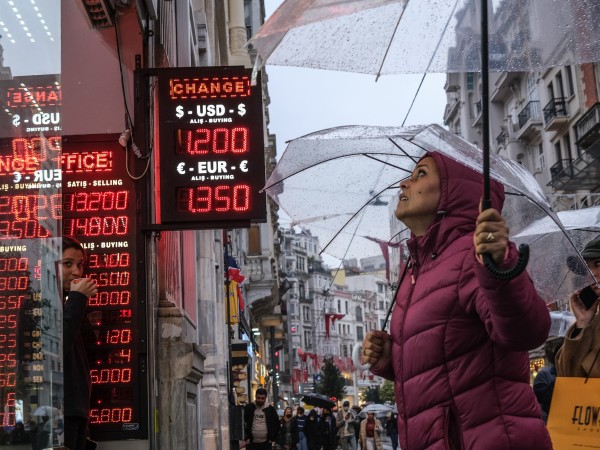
[352,343,371,371]
[483,244,530,280]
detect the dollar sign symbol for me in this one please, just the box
[237,104,246,117]
[176,105,184,119]
[12,115,20,127]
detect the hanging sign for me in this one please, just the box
[156,66,266,228]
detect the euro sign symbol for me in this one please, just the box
[177,162,186,174]
[239,160,249,172]
[175,105,184,119]
[237,104,246,117]
[12,115,20,127]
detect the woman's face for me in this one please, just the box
[60,248,85,292]
[395,157,441,236]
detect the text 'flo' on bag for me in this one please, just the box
[547,376,600,449]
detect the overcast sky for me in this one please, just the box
[260,1,448,238]
[261,0,448,157]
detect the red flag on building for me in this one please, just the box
[363,236,403,282]
[298,348,308,362]
[324,313,345,337]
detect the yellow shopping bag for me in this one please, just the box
[547,377,600,449]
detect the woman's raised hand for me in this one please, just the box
[474,207,509,265]
[361,330,392,372]
[69,278,98,298]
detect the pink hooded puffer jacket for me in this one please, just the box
[371,152,552,450]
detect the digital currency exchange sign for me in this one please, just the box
[157,66,266,227]
[0,74,63,441]
[0,74,146,441]
[62,135,147,441]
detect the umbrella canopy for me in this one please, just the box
[251,0,600,77]
[362,403,393,413]
[263,124,596,301]
[252,0,600,280]
[359,403,393,418]
[33,405,58,417]
[513,206,600,302]
[301,393,336,409]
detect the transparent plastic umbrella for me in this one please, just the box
[33,405,59,416]
[251,0,600,77]
[263,124,597,303]
[252,0,600,282]
[362,403,393,413]
[513,206,600,303]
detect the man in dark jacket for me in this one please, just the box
[61,237,97,450]
[243,388,280,449]
[319,405,338,450]
[533,338,563,422]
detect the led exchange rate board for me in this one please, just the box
[157,66,266,227]
[0,131,147,441]
[62,135,147,441]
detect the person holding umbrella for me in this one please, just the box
[303,409,321,450]
[556,237,600,377]
[319,405,338,450]
[360,152,552,450]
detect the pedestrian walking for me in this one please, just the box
[319,405,338,450]
[336,400,359,450]
[293,406,308,450]
[359,412,382,450]
[304,409,321,450]
[385,413,398,450]
[275,407,296,450]
[243,388,280,450]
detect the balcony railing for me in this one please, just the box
[518,100,541,128]
[496,130,508,147]
[543,97,568,125]
[549,159,574,179]
[575,102,600,148]
[547,141,600,190]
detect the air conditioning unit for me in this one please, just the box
[80,0,114,28]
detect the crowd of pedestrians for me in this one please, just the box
[242,389,396,450]
[237,232,599,450]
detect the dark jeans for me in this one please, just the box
[248,441,272,450]
[64,416,88,450]
[390,431,399,450]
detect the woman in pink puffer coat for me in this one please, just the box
[361,152,552,450]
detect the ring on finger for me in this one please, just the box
[485,232,495,242]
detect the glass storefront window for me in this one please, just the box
[0,0,62,447]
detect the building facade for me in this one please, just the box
[278,228,391,406]
[0,0,282,449]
